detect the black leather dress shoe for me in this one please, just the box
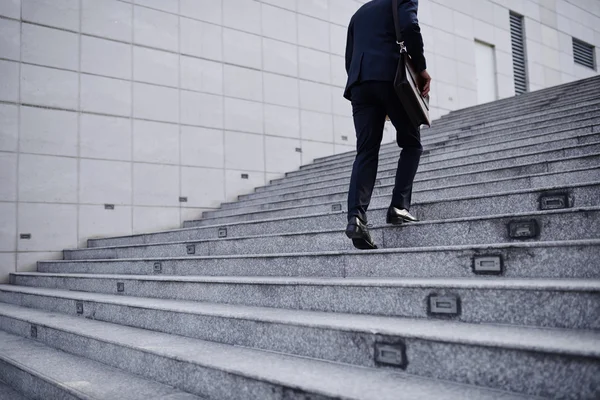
[386,207,419,225]
[345,216,378,250]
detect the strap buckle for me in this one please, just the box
[397,41,407,53]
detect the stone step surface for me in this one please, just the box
[0,380,27,400]
[99,181,600,246]
[0,285,597,399]
[242,127,599,202]
[264,140,600,193]
[293,100,600,176]
[304,106,600,172]
[43,240,600,279]
[0,330,200,400]
[220,166,599,213]
[8,274,600,330]
[0,304,532,400]
[66,208,600,259]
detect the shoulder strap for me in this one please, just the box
[392,0,403,44]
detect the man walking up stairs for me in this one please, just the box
[0,76,599,399]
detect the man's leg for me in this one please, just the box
[347,84,387,223]
[381,84,423,213]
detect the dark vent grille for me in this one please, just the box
[510,12,528,95]
[573,38,595,70]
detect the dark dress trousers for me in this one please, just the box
[344,0,427,223]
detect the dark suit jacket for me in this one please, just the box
[344,0,426,100]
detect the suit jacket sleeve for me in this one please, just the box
[397,0,427,72]
[345,18,354,74]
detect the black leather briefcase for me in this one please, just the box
[392,0,431,128]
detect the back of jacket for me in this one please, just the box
[344,0,426,100]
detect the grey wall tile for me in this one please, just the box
[329,24,346,57]
[223,0,261,35]
[181,166,226,207]
[22,0,80,31]
[180,90,224,128]
[301,139,335,165]
[133,206,179,234]
[263,72,299,107]
[0,202,17,251]
[18,154,77,203]
[297,0,328,20]
[82,0,133,42]
[0,153,17,202]
[80,114,132,161]
[223,28,262,69]
[0,60,19,103]
[81,36,132,80]
[180,56,223,95]
[261,4,297,43]
[180,126,224,168]
[20,106,78,157]
[299,80,332,113]
[298,14,330,52]
[78,204,132,245]
[0,104,19,152]
[134,5,179,52]
[300,110,333,142]
[224,65,263,102]
[133,82,179,122]
[81,74,132,117]
[21,24,79,71]
[299,47,331,83]
[265,135,302,173]
[224,97,263,134]
[180,17,222,61]
[79,159,132,204]
[134,0,178,14]
[17,203,77,251]
[0,18,20,62]
[180,0,221,24]
[133,119,179,164]
[133,46,179,87]
[20,64,78,109]
[264,104,300,139]
[224,130,265,171]
[263,38,298,77]
[0,0,21,19]
[133,163,179,206]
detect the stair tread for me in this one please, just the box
[2,285,599,358]
[0,330,200,400]
[0,303,536,400]
[53,239,600,261]
[67,207,600,252]
[0,380,28,400]
[100,180,600,239]
[11,273,600,291]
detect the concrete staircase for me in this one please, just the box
[1,76,599,399]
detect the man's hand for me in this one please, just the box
[418,69,431,97]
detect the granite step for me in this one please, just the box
[432,84,600,129]
[8,275,600,330]
[43,240,600,279]
[300,100,600,173]
[435,76,599,123]
[0,285,597,399]
[269,137,600,191]
[244,125,599,201]
[296,115,600,176]
[0,303,531,400]
[67,207,600,260]
[264,138,600,195]
[204,155,600,220]
[0,380,27,400]
[98,181,600,245]
[0,329,200,400]
[220,166,599,214]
